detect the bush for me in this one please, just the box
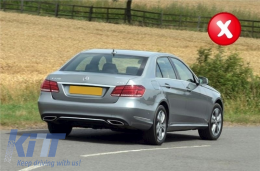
[191,47,259,100]
[191,47,260,123]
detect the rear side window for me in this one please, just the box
[156,64,163,78]
[157,57,176,79]
[60,53,148,76]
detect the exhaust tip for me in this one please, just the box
[107,120,124,126]
[43,116,57,121]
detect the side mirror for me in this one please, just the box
[198,76,209,85]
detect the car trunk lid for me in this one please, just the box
[48,71,136,103]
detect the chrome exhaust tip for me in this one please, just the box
[43,116,57,121]
[107,120,124,126]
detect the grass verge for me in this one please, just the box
[224,99,260,124]
[0,102,44,129]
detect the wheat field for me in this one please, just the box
[0,11,260,91]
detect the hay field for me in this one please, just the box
[0,11,260,91]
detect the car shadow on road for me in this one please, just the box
[9,128,201,145]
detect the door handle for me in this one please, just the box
[186,86,192,92]
[165,83,171,89]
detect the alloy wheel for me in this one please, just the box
[156,110,166,141]
[211,108,222,136]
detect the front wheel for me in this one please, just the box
[47,122,72,136]
[198,103,223,140]
[143,105,168,145]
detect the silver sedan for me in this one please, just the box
[38,49,223,145]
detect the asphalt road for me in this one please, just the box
[1,127,260,171]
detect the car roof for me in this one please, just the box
[81,49,176,58]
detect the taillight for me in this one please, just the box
[41,80,59,92]
[111,85,145,97]
[110,86,125,97]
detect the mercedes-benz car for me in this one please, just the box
[38,49,223,145]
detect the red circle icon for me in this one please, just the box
[208,12,241,46]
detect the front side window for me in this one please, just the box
[157,57,176,79]
[61,53,148,76]
[171,58,195,83]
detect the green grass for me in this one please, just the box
[0,82,45,129]
[0,102,43,128]
[224,99,260,124]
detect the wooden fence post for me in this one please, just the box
[197,16,201,31]
[89,6,93,21]
[124,8,127,23]
[179,15,182,27]
[71,5,75,18]
[106,8,109,22]
[2,0,6,11]
[20,0,24,13]
[37,1,41,15]
[160,11,163,27]
[55,2,59,17]
[126,0,132,24]
[251,21,254,37]
[142,11,145,26]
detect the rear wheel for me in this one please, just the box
[47,122,72,136]
[143,105,167,145]
[198,104,223,140]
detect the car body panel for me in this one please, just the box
[38,49,223,132]
[48,71,137,103]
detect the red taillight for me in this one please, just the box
[41,80,59,92]
[111,86,125,97]
[111,85,145,97]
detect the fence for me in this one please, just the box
[1,0,260,38]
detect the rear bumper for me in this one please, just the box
[38,92,157,131]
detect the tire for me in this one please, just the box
[47,122,72,136]
[198,104,223,140]
[143,105,168,145]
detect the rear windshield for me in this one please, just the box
[60,53,148,76]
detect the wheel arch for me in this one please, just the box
[158,100,169,124]
[215,98,224,114]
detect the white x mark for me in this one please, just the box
[217,20,233,39]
